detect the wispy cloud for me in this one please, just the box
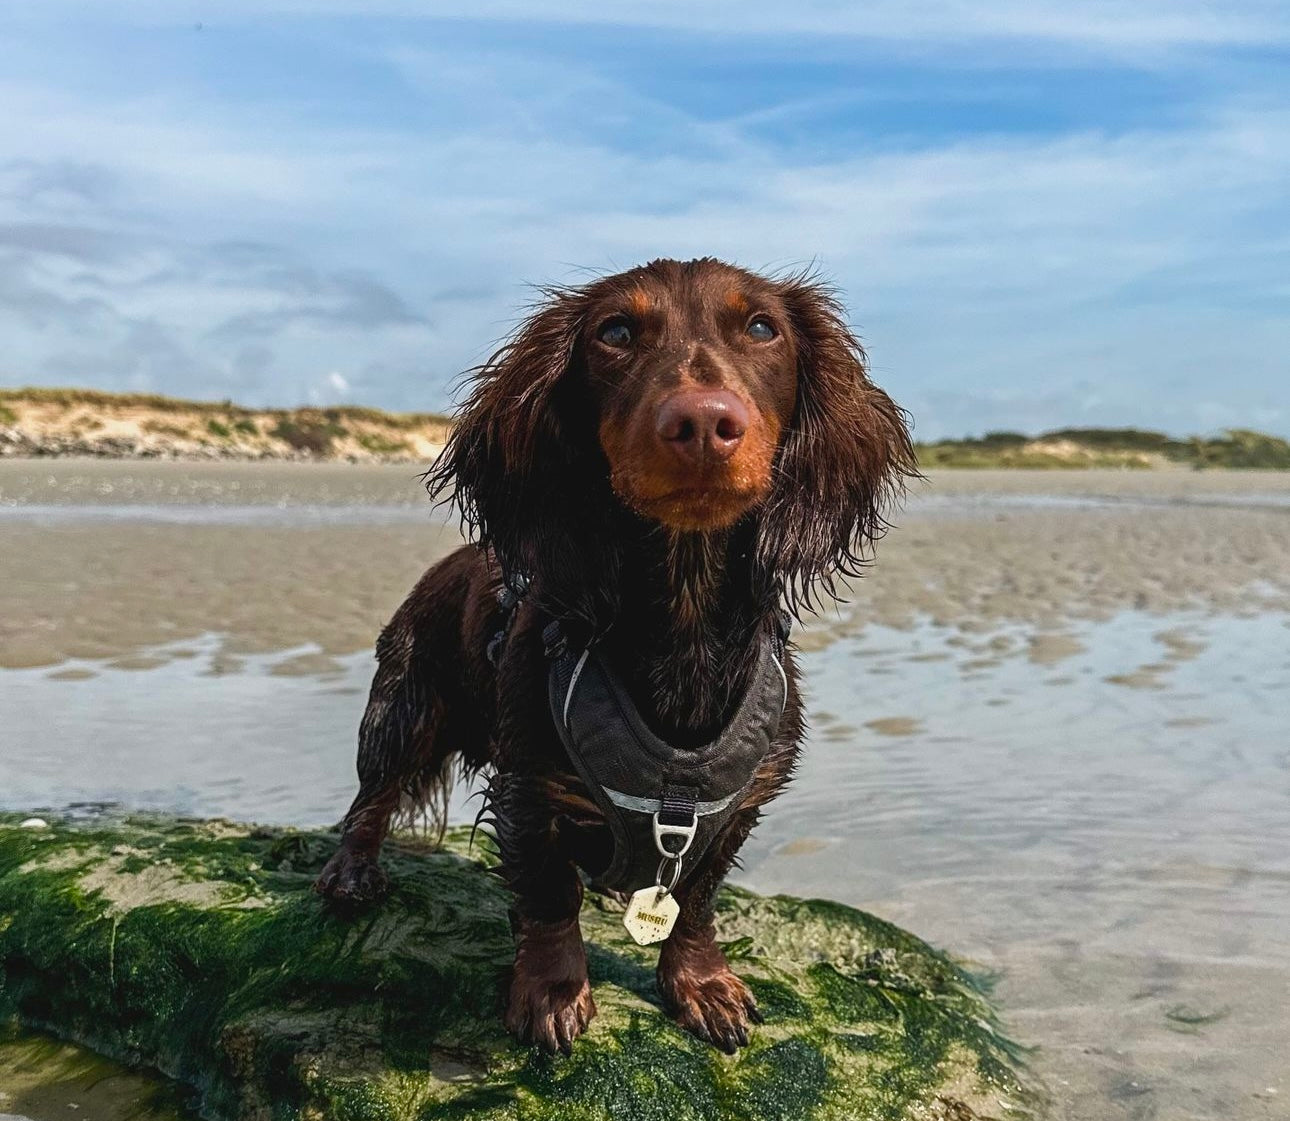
[0,4,1286,435]
[19,2,1290,50]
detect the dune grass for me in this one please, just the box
[0,386,452,428]
[915,427,1290,469]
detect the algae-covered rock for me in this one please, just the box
[0,812,1030,1120]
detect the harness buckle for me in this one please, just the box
[652,810,697,860]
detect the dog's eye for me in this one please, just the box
[597,319,633,349]
[746,317,776,342]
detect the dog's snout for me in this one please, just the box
[655,389,749,464]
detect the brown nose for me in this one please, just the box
[655,389,749,464]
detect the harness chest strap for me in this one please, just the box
[546,618,789,896]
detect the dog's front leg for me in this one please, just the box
[492,770,596,1053]
[656,808,762,1053]
[507,909,596,1054]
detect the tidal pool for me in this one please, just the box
[0,1030,195,1121]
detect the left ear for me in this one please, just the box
[754,273,918,613]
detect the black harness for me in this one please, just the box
[488,576,790,895]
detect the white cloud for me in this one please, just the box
[0,13,1286,436]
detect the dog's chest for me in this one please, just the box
[544,627,788,898]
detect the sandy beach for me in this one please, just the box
[2,459,1289,1120]
[2,461,1288,669]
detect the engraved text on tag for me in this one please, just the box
[623,886,680,945]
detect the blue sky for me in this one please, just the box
[1,3,1287,438]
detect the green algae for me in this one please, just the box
[0,812,1031,1120]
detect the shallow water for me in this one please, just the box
[2,460,1289,1121]
[0,1031,196,1121]
[749,611,1290,1119]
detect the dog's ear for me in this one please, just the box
[755,272,918,613]
[426,286,617,618]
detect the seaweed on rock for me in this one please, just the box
[0,813,1031,1120]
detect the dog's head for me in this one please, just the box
[428,258,916,615]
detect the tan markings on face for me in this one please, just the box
[599,407,782,532]
[723,290,749,314]
[627,289,652,317]
[597,415,632,485]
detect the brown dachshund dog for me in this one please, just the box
[315,257,915,1054]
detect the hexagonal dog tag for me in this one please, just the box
[623,886,680,945]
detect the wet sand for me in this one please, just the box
[2,459,1289,1120]
[2,461,1289,669]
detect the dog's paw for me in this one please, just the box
[659,949,761,1053]
[505,917,597,1054]
[505,971,597,1055]
[313,844,388,907]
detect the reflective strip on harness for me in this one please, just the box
[602,786,745,816]
[561,648,590,727]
